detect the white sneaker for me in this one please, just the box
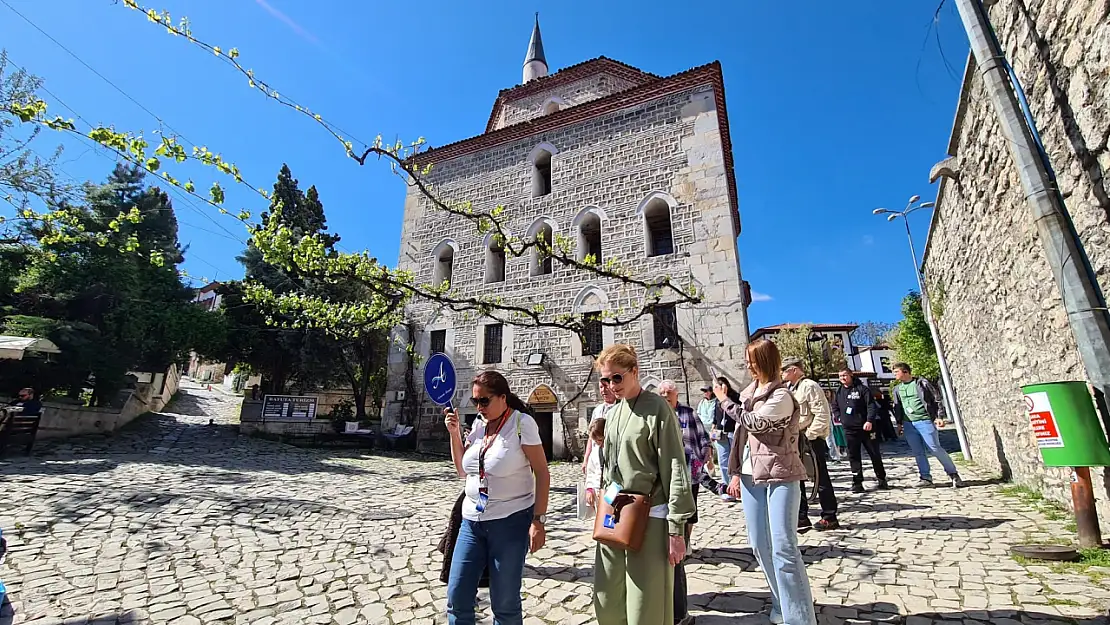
[720,493,736,502]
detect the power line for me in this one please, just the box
[0,0,197,146]
[3,4,356,261]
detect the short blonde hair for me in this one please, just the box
[596,344,638,371]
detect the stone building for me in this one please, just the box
[922,2,1110,527]
[383,18,751,458]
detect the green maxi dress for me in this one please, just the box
[594,391,696,625]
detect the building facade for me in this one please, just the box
[186,282,228,383]
[383,19,751,458]
[922,1,1110,528]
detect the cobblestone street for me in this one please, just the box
[2,382,1109,625]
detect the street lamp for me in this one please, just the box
[805,331,826,379]
[873,196,973,461]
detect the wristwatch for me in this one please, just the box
[533,514,547,525]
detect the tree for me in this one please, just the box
[216,164,349,395]
[3,165,220,404]
[217,165,397,418]
[0,51,79,244]
[851,321,896,347]
[6,2,707,418]
[889,291,940,381]
[771,325,848,379]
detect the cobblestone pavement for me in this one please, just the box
[2,382,1109,625]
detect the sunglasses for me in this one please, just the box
[599,372,629,386]
[470,396,492,407]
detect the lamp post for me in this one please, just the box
[805,331,826,379]
[874,196,973,461]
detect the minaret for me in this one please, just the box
[522,13,548,84]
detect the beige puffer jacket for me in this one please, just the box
[723,380,807,484]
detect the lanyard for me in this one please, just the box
[603,392,643,485]
[478,409,512,482]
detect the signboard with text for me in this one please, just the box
[261,395,318,421]
[1025,391,1064,449]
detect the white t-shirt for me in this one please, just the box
[461,410,542,521]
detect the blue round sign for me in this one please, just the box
[423,352,457,407]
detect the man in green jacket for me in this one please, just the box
[891,362,965,488]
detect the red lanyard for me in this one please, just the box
[478,409,511,481]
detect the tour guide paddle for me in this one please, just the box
[424,352,457,412]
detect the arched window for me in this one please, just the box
[527,218,556,277]
[484,234,506,284]
[530,143,557,198]
[637,192,676,257]
[572,285,613,357]
[572,206,606,264]
[431,239,457,286]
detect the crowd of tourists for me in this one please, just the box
[438,340,962,625]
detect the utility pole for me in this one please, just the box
[875,199,973,461]
[954,0,1110,548]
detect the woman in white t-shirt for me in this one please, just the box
[444,370,551,625]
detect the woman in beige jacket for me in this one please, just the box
[714,339,816,625]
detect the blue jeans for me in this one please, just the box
[715,432,732,487]
[447,506,533,625]
[739,476,816,625]
[903,420,959,481]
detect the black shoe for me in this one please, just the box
[877,481,891,490]
[814,518,840,531]
[798,518,813,534]
[852,483,865,493]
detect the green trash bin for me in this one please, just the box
[1022,381,1110,467]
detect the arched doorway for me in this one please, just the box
[527,384,558,460]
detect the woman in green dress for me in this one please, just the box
[593,344,696,625]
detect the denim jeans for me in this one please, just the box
[714,432,732,487]
[903,419,959,481]
[447,506,533,625]
[739,476,816,625]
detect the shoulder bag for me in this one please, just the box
[591,394,657,552]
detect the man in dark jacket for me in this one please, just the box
[831,369,888,492]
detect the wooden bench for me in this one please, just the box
[0,412,42,456]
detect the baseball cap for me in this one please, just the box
[781,357,804,370]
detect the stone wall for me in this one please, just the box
[37,364,181,439]
[387,70,749,457]
[922,0,1110,527]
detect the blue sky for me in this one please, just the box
[0,0,970,331]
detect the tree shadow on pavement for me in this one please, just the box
[837,500,930,514]
[845,515,1012,532]
[524,564,593,582]
[690,594,1110,625]
[693,545,874,569]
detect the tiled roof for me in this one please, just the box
[412,60,740,235]
[750,323,860,340]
